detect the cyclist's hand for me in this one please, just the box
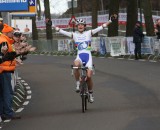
[109,14,118,22]
[55,26,60,31]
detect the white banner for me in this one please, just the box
[109,37,121,56]
[91,37,100,52]
[99,37,107,55]
[141,37,154,54]
[120,37,127,55]
[57,37,159,57]
[126,37,135,55]
[36,13,160,29]
[58,39,74,52]
[11,19,32,33]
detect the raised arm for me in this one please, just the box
[91,14,117,35]
[53,26,73,38]
[45,17,73,38]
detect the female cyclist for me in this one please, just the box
[53,15,117,103]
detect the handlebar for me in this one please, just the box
[71,64,95,76]
[71,65,88,70]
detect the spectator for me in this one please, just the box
[133,21,144,60]
[13,31,36,65]
[154,19,160,40]
[0,18,3,33]
[0,24,21,120]
[45,18,52,26]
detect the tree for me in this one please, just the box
[108,0,119,37]
[37,0,41,20]
[31,16,38,40]
[44,0,53,40]
[141,0,154,36]
[92,0,98,37]
[126,0,138,36]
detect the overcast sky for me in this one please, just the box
[40,0,69,14]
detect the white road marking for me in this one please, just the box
[16,108,24,113]
[27,95,32,99]
[23,101,29,106]
[26,86,31,90]
[23,83,28,86]
[27,90,32,94]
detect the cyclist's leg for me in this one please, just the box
[74,55,82,92]
[86,69,93,91]
[74,59,81,81]
[85,52,93,90]
[87,69,94,103]
[74,54,83,80]
[85,53,94,102]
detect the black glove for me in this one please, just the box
[110,14,117,22]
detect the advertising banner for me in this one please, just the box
[0,0,29,11]
[91,37,100,52]
[105,37,111,53]
[120,37,127,55]
[11,19,32,33]
[99,37,106,55]
[58,39,73,51]
[141,37,154,54]
[109,37,121,56]
[126,37,135,54]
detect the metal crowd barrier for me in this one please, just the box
[28,37,160,61]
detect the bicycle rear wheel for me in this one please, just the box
[81,93,86,113]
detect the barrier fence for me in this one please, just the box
[30,36,160,60]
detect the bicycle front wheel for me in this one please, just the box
[81,83,88,113]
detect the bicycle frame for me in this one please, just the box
[71,65,89,113]
[71,64,95,113]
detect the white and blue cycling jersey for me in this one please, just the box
[59,26,104,69]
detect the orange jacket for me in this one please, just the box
[0,33,16,72]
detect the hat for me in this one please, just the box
[0,17,3,21]
[2,24,14,33]
[14,31,22,37]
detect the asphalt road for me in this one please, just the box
[3,55,160,130]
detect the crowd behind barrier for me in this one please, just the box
[30,36,160,61]
[0,20,35,126]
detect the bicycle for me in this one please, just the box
[71,63,95,113]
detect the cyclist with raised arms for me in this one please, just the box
[53,15,117,103]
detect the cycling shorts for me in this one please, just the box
[75,52,93,70]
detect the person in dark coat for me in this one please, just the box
[133,21,144,60]
[154,19,160,40]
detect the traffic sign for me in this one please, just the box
[69,16,76,27]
